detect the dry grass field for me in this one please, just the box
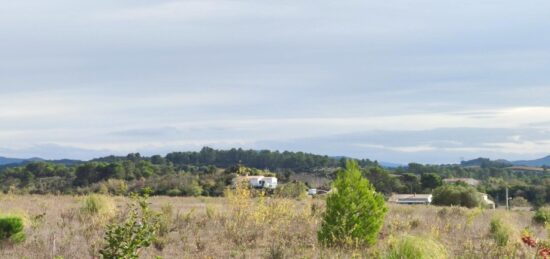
[0,193,546,258]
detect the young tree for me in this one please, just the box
[432,184,481,208]
[318,160,387,247]
[421,173,442,190]
[401,173,421,193]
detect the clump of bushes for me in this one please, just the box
[0,215,26,244]
[80,194,116,223]
[99,195,160,258]
[432,184,481,208]
[386,235,448,259]
[510,196,531,208]
[489,217,510,247]
[274,181,307,199]
[533,207,550,225]
[318,160,387,247]
[222,180,314,250]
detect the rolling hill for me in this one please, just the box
[0,156,26,165]
[513,155,550,167]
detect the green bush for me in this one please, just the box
[489,217,510,247]
[432,184,481,208]
[99,195,160,259]
[80,194,116,224]
[533,207,550,225]
[0,215,25,243]
[386,235,448,259]
[318,160,387,247]
[166,189,181,197]
[274,181,307,199]
[510,196,531,207]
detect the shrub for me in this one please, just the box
[99,195,160,259]
[489,217,510,247]
[105,179,128,195]
[510,196,531,208]
[0,215,25,243]
[386,235,448,259]
[318,160,387,247]
[274,181,307,199]
[80,194,116,223]
[180,181,203,196]
[533,207,550,225]
[223,181,262,247]
[166,189,181,197]
[432,184,481,208]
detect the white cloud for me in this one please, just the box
[354,144,437,153]
[2,0,550,162]
[96,0,297,23]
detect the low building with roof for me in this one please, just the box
[480,193,495,209]
[234,175,278,189]
[388,193,433,205]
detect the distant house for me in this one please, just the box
[308,188,331,196]
[235,175,278,189]
[388,194,433,205]
[443,178,480,186]
[480,193,496,209]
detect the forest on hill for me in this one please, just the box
[2,147,550,207]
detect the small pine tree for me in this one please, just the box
[0,215,25,244]
[99,194,160,259]
[318,160,387,247]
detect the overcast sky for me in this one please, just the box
[1,0,550,164]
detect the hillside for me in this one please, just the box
[513,155,550,167]
[461,156,550,168]
[460,157,513,168]
[0,156,25,165]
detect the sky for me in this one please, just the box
[1,0,550,164]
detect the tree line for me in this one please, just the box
[3,148,550,208]
[0,147,376,196]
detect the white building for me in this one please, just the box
[388,194,433,205]
[236,175,278,189]
[481,193,496,209]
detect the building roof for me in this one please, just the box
[388,194,432,202]
[243,175,264,180]
[235,175,277,182]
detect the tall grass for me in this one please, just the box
[79,194,116,224]
[489,217,510,247]
[385,235,447,259]
[0,195,546,258]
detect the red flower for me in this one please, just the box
[540,247,550,259]
[522,234,537,248]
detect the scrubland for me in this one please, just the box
[0,193,545,258]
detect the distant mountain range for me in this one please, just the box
[0,156,81,168]
[0,156,26,165]
[512,155,550,167]
[0,156,45,165]
[2,154,550,169]
[461,155,550,168]
[329,156,403,168]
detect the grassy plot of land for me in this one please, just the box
[0,194,545,258]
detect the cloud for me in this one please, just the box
[97,1,297,23]
[355,144,437,153]
[1,0,550,163]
